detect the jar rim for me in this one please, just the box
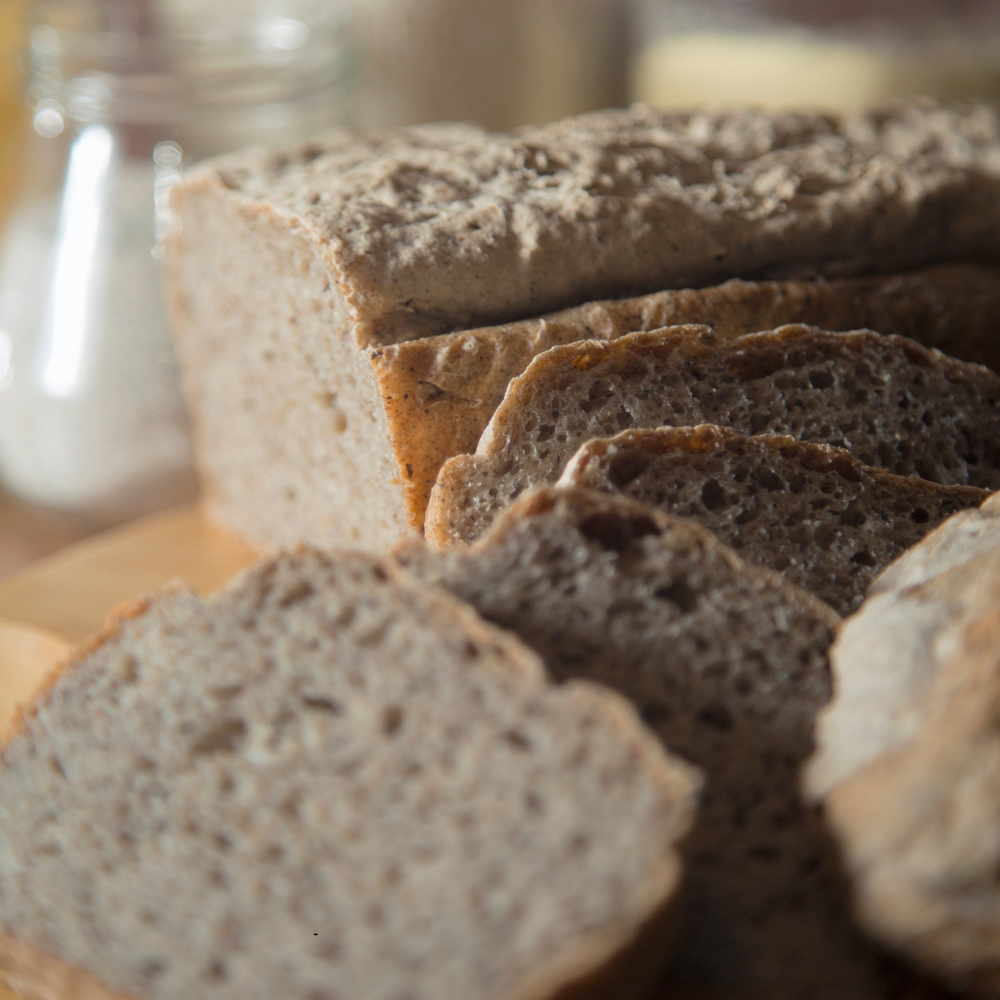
[25,0,357,123]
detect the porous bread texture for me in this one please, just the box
[804,513,1000,996]
[0,548,698,1000]
[374,261,1000,523]
[167,101,1000,550]
[396,486,901,1000]
[556,424,989,616]
[426,325,1000,547]
[168,191,409,551]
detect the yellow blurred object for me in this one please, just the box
[0,0,27,225]
[633,30,1000,110]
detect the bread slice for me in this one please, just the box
[0,548,698,1000]
[375,261,1000,523]
[805,503,1000,995]
[556,424,989,616]
[166,103,1000,551]
[396,485,909,999]
[426,325,1000,546]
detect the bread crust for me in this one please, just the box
[802,496,1000,995]
[177,105,1000,347]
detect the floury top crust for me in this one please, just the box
[179,102,1000,347]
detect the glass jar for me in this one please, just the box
[0,0,355,525]
[631,0,1000,110]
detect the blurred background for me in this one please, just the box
[0,0,998,579]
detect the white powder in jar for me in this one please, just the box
[0,143,197,522]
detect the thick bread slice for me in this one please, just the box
[373,262,1000,524]
[556,424,989,616]
[167,102,1000,551]
[396,486,906,1000]
[426,325,1000,546]
[0,549,698,1000]
[805,513,1000,996]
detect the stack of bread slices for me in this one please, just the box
[3,101,1000,1000]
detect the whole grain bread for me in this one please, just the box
[396,485,905,1000]
[556,424,989,616]
[805,503,1000,996]
[426,325,1000,546]
[167,102,1000,551]
[0,548,698,1000]
[374,261,1000,524]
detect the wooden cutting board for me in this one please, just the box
[0,504,259,646]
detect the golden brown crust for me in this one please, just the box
[0,934,135,1000]
[372,263,1000,531]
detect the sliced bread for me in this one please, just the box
[0,548,698,1000]
[397,485,902,1000]
[375,261,1000,525]
[167,103,1000,550]
[556,424,989,615]
[426,325,1000,546]
[805,507,1000,996]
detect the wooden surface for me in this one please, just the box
[0,504,259,644]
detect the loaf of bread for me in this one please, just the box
[426,325,1000,546]
[806,499,1000,996]
[166,103,1000,551]
[395,485,908,1000]
[0,548,698,1000]
[556,424,988,615]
